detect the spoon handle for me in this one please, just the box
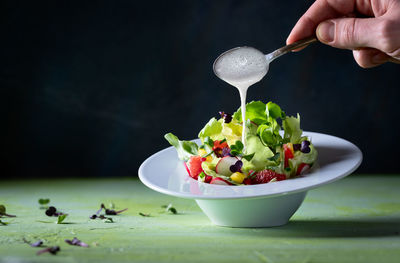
[265,36,318,62]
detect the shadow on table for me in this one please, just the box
[245,217,400,238]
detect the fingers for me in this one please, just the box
[287,0,360,44]
[316,17,376,49]
[316,16,400,56]
[287,0,374,45]
[352,49,391,68]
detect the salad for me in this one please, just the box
[165,101,317,186]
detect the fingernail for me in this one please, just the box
[317,21,335,43]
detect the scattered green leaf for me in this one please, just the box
[57,214,68,224]
[104,217,114,223]
[164,204,178,214]
[0,219,9,225]
[0,204,16,217]
[38,198,50,205]
[0,205,5,215]
[139,212,151,217]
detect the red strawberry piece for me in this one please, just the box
[251,169,286,185]
[204,175,213,183]
[243,178,252,185]
[186,156,204,180]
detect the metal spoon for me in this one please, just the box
[265,36,317,62]
[213,36,318,79]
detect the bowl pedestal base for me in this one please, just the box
[195,191,307,228]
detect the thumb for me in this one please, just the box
[316,17,379,50]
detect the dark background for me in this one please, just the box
[1,1,399,178]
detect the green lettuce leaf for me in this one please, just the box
[198,118,224,142]
[164,133,199,161]
[233,101,267,125]
[282,114,302,143]
[242,133,274,172]
[266,101,285,119]
[257,117,282,147]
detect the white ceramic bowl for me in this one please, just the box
[139,132,362,227]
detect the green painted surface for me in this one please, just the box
[0,175,399,263]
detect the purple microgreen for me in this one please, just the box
[45,206,66,218]
[0,205,16,217]
[23,238,44,247]
[221,147,231,157]
[165,204,177,214]
[219,111,232,123]
[89,205,115,223]
[57,214,68,224]
[31,240,44,247]
[65,237,89,247]
[45,206,57,216]
[139,212,151,217]
[229,160,243,173]
[37,246,60,256]
[300,140,311,153]
[98,203,128,215]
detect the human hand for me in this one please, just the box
[287,0,400,68]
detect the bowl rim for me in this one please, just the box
[138,131,363,200]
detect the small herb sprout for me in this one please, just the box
[57,214,68,224]
[38,198,50,209]
[38,198,50,205]
[162,204,177,214]
[37,246,60,256]
[97,203,127,216]
[0,205,16,217]
[90,203,125,223]
[23,238,43,247]
[44,206,68,224]
[230,140,244,156]
[65,237,89,247]
[0,219,9,225]
[45,206,67,217]
[139,212,150,217]
[104,217,114,223]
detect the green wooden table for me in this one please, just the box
[1,175,399,263]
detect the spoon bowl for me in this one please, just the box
[213,36,318,79]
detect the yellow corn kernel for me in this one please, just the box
[230,172,246,184]
[198,149,207,156]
